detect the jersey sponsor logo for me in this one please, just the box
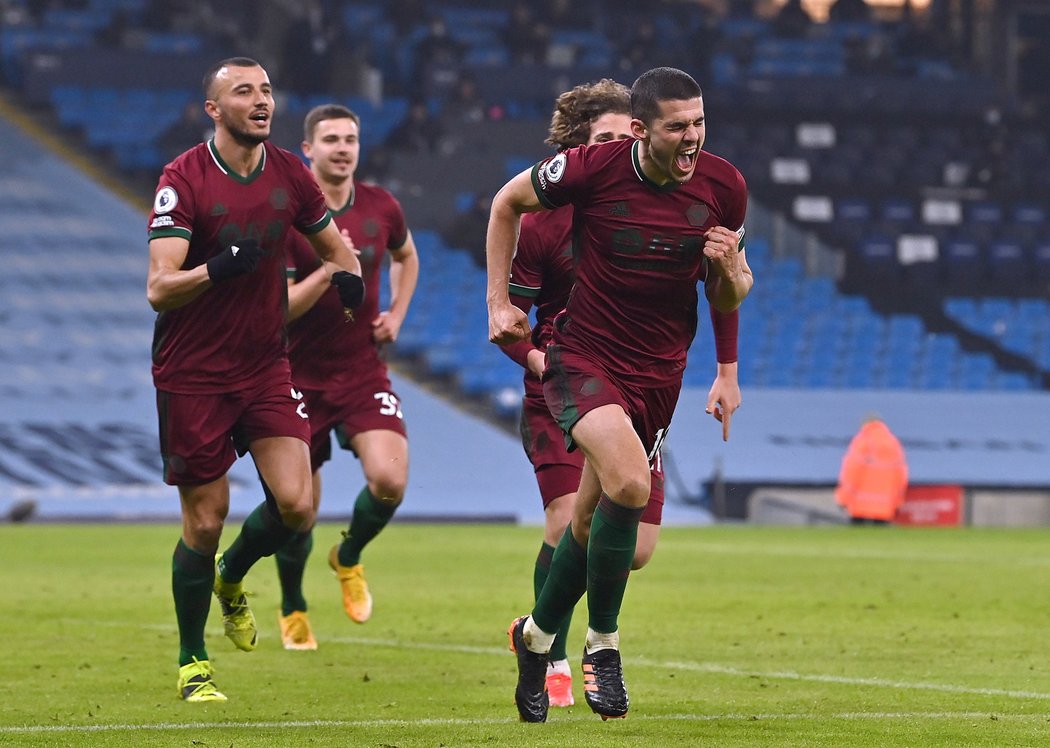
[150,215,174,229]
[154,186,178,214]
[543,153,567,184]
[610,227,703,269]
[610,201,629,217]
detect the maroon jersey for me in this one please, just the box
[286,182,408,391]
[502,205,575,396]
[532,138,747,386]
[148,140,331,394]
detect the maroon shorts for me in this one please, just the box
[540,347,674,525]
[542,345,681,460]
[520,392,585,506]
[157,375,311,486]
[301,370,407,471]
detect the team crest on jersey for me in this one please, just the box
[686,203,710,227]
[154,186,178,214]
[543,153,567,184]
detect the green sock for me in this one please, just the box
[535,539,574,662]
[532,525,588,636]
[587,495,643,634]
[276,529,314,616]
[338,486,398,567]
[219,500,295,583]
[172,539,212,666]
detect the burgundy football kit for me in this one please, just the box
[285,181,409,471]
[506,200,666,523]
[149,139,331,484]
[531,137,747,459]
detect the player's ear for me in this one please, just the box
[630,118,647,140]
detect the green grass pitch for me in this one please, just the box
[2,522,1049,747]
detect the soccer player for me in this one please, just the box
[502,78,744,710]
[498,78,650,708]
[271,104,419,650]
[146,57,364,703]
[487,67,753,722]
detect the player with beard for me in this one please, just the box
[147,57,364,702]
[269,104,420,650]
[487,67,753,722]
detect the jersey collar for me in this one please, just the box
[631,140,680,192]
[331,184,356,216]
[207,138,267,184]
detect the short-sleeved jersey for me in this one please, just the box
[148,139,331,394]
[286,181,408,391]
[532,138,747,386]
[504,205,575,397]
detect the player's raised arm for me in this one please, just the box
[307,220,365,312]
[703,226,753,312]
[486,168,544,345]
[309,219,362,278]
[148,235,216,311]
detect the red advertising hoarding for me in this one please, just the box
[895,485,964,526]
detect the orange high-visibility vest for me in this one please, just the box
[835,420,909,521]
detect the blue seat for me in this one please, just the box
[987,240,1028,287]
[941,236,983,293]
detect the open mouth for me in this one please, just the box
[675,146,697,172]
[249,111,269,124]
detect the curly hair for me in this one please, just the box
[545,78,631,151]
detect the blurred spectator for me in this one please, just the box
[411,17,464,100]
[773,0,813,37]
[444,74,490,125]
[505,1,550,65]
[617,19,662,72]
[158,101,213,165]
[445,192,492,268]
[895,0,960,72]
[281,0,344,96]
[384,99,445,154]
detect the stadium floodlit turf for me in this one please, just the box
[2,522,1049,747]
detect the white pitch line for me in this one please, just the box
[44,625,1050,706]
[3,711,1050,735]
[691,542,1050,567]
[320,635,1050,702]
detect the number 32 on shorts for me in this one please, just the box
[373,391,403,419]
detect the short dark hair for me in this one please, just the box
[303,104,361,142]
[202,57,261,98]
[546,78,631,151]
[630,67,703,125]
